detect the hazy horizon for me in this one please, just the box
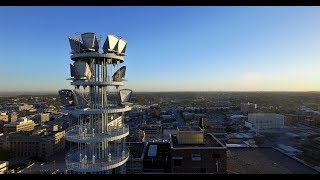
[0,90,319,96]
[1,6,320,92]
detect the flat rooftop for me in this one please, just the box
[126,142,145,159]
[171,134,225,149]
[177,126,202,132]
[211,133,227,139]
[144,142,171,160]
[227,147,319,174]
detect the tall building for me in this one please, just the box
[59,33,132,174]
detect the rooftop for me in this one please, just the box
[144,142,171,160]
[170,134,226,149]
[211,133,227,139]
[177,126,202,132]
[227,147,319,174]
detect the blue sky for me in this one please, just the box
[0,6,319,92]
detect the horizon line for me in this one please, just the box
[0,90,319,96]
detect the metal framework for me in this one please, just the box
[59,32,132,174]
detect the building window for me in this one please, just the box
[191,154,201,161]
[173,159,182,166]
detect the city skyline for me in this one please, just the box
[1,6,320,92]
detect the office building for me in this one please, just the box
[0,128,65,159]
[3,117,35,134]
[170,126,227,174]
[246,113,284,132]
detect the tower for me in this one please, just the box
[59,32,133,174]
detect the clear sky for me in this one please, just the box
[0,6,319,92]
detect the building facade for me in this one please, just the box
[3,117,35,134]
[34,113,50,123]
[0,128,65,159]
[170,126,227,174]
[0,112,17,123]
[0,161,8,174]
[247,113,284,131]
[18,103,34,111]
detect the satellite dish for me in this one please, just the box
[119,89,133,105]
[73,90,89,108]
[81,32,99,52]
[103,35,119,53]
[68,37,85,54]
[73,61,92,80]
[58,89,75,107]
[117,38,127,55]
[112,66,126,82]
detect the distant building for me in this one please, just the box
[0,113,8,121]
[0,161,8,174]
[0,112,17,123]
[202,118,226,134]
[3,117,35,134]
[285,114,313,126]
[0,128,65,159]
[247,113,284,132]
[182,112,194,120]
[34,113,50,123]
[170,126,227,174]
[8,112,18,122]
[139,124,162,136]
[240,102,257,114]
[227,147,319,174]
[18,103,34,111]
